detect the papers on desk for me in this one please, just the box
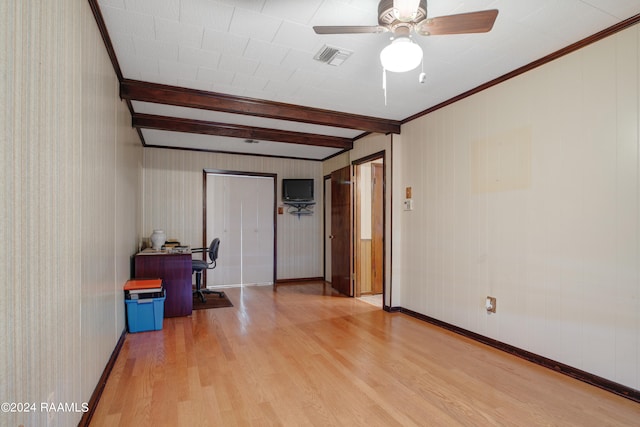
[167,245,190,253]
[164,240,190,253]
[138,248,165,254]
[138,246,190,255]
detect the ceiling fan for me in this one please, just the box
[314,0,498,73]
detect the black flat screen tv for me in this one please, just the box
[282,179,314,202]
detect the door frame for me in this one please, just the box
[323,151,386,301]
[353,152,386,301]
[202,169,278,286]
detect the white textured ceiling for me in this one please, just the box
[97,0,640,160]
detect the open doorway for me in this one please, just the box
[354,153,385,306]
[323,153,385,305]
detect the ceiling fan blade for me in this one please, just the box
[313,25,388,35]
[416,9,498,36]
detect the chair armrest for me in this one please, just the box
[191,247,206,253]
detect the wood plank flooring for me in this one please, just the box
[90,283,640,426]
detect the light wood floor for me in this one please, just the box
[90,283,640,426]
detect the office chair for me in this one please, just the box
[192,238,223,303]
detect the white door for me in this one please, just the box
[206,173,274,287]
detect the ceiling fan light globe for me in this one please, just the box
[380,37,423,73]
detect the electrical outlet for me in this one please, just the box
[486,296,496,313]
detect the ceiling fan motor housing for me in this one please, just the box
[378,0,427,29]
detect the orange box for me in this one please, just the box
[124,278,163,291]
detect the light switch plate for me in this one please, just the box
[486,296,496,313]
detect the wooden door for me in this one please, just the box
[371,163,384,294]
[324,177,332,282]
[331,166,352,296]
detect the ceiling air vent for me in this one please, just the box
[313,45,353,66]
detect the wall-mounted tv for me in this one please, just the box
[282,179,314,202]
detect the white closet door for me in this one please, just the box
[206,174,274,287]
[241,176,274,285]
[205,175,240,285]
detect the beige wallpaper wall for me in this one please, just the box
[1,2,141,425]
[397,25,640,390]
[142,148,323,280]
[81,0,143,404]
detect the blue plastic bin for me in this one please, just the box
[125,295,165,333]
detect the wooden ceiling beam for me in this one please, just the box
[121,80,400,135]
[132,113,354,150]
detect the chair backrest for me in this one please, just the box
[208,238,220,266]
